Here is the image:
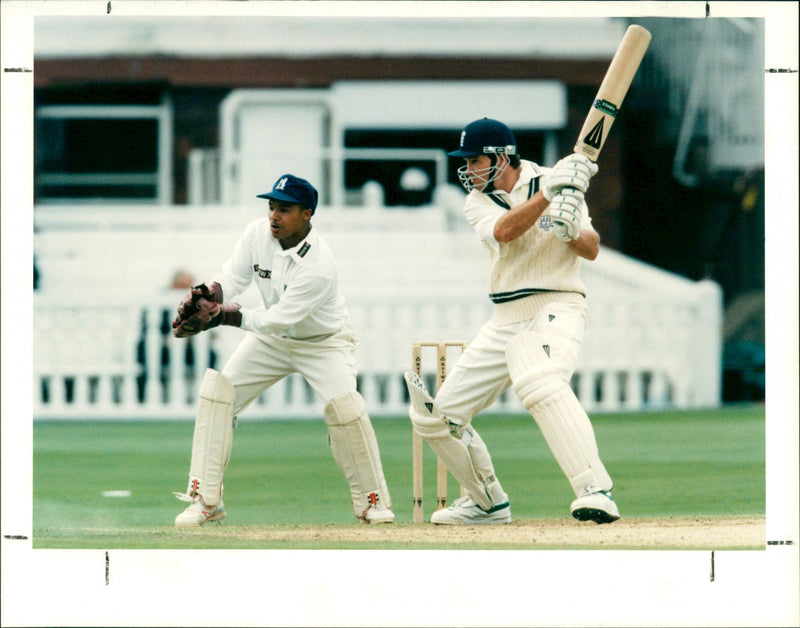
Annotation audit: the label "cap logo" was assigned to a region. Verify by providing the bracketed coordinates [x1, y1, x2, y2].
[275, 177, 288, 191]
[459, 131, 466, 147]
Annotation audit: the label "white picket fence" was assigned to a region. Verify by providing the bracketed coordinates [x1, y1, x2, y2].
[32, 294, 488, 419]
[32, 204, 723, 420]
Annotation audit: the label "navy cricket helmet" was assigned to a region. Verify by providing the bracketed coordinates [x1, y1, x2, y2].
[448, 118, 518, 192]
[447, 118, 517, 158]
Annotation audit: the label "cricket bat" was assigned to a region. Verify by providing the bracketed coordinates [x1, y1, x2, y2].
[574, 24, 652, 161]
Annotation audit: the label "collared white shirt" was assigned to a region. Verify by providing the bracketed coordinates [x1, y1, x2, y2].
[213, 218, 348, 339]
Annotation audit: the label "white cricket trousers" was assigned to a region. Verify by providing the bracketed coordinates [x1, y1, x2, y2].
[221, 326, 360, 414]
[436, 298, 588, 423]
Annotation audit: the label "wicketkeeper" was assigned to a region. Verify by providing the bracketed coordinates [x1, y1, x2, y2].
[172, 174, 394, 527]
[405, 118, 619, 525]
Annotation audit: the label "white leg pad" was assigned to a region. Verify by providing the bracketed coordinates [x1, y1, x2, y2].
[324, 391, 391, 517]
[411, 418, 495, 511]
[187, 368, 235, 507]
[464, 427, 503, 496]
[404, 370, 439, 422]
[405, 370, 505, 511]
[507, 331, 612, 495]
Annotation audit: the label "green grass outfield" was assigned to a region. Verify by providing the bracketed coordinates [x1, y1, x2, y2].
[33, 404, 764, 549]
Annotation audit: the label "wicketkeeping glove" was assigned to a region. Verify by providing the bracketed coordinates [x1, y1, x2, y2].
[548, 188, 584, 242]
[542, 153, 599, 201]
[175, 299, 242, 337]
[172, 282, 222, 337]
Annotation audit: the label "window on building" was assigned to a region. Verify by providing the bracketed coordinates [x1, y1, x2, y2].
[344, 129, 547, 206]
[35, 95, 173, 204]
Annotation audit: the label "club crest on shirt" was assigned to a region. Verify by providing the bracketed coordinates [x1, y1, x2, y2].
[538, 215, 554, 231]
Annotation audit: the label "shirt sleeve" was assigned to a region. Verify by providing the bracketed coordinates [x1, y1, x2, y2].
[464, 193, 504, 253]
[239, 272, 333, 335]
[211, 221, 258, 300]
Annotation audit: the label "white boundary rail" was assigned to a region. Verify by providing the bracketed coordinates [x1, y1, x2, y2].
[33, 286, 721, 420]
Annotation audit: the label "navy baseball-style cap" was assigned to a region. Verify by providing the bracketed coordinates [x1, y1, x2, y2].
[447, 118, 517, 158]
[257, 174, 319, 212]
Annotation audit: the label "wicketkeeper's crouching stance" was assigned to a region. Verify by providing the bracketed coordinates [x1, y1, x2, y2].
[171, 174, 394, 527]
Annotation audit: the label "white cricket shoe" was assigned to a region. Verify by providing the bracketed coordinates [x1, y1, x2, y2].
[570, 486, 620, 524]
[430, 495, 511, 525]
[362, 502, 396, 524]
[174, 493, 226, 528]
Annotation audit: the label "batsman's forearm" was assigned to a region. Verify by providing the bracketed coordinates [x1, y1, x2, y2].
[567, 229, 600, 260]
[493, 192, 549, 243]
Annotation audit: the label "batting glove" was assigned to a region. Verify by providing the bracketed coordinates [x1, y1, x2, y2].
[548, 188, 584, 241]
[542, 153, 599, 201]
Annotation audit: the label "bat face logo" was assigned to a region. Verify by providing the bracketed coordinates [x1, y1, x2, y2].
[538, 215, 554, 231]
[583, 118, 605, 150]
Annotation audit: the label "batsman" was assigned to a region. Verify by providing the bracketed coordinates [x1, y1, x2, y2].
[405, 118, 619, 524]
[171, 174, 394, 527]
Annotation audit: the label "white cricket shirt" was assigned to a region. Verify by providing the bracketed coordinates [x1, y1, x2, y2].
[463, 160, 594, 324]
[465, 160, 593, 292]
[212, 219, 348, 340]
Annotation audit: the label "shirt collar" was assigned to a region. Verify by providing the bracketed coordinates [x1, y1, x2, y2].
[511, 160, 542, 192]
[483, 160, 542, 199]
[276, 225, 317, 262]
